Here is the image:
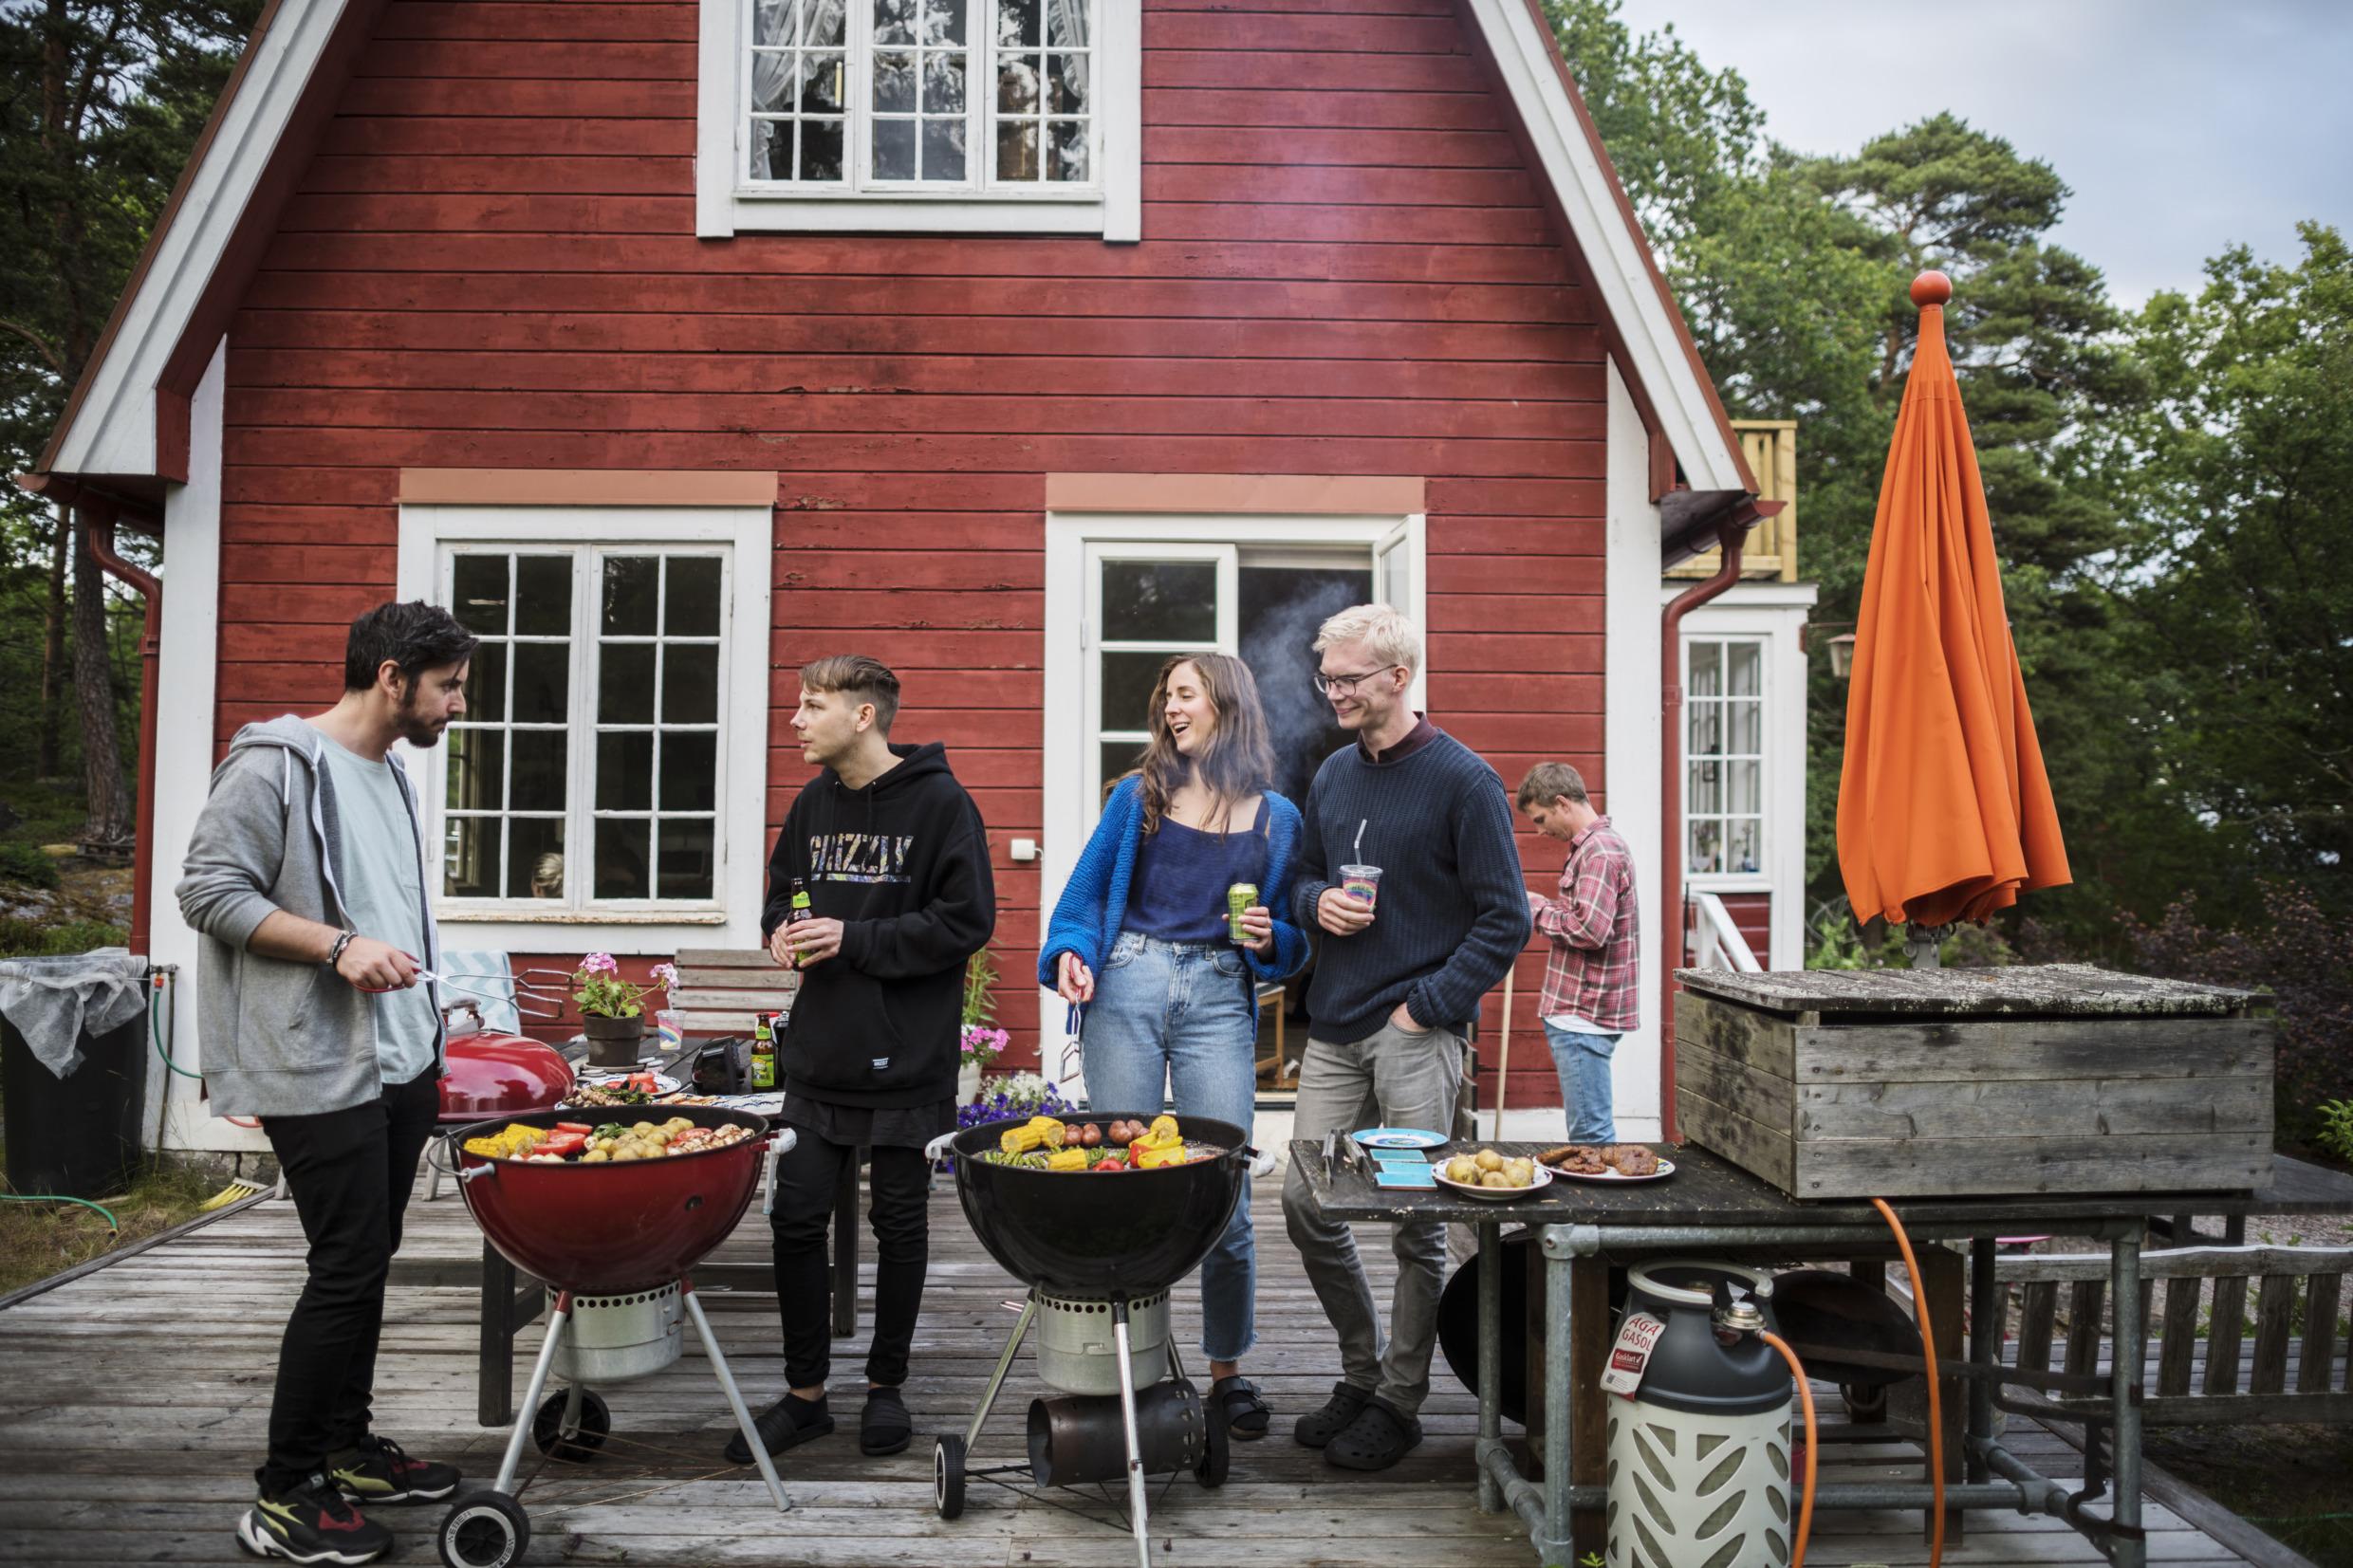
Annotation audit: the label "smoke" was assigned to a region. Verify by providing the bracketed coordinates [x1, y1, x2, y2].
[1239, 570, 1369, 804]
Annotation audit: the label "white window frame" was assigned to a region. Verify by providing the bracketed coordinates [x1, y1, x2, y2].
[397, 504, 773, 955]
[1084, 541, 1238, 809]
[1681, 634, 1768, 885]
[696, 0, 1141, 239]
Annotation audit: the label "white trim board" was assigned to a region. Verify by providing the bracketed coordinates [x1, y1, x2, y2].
[1602, 361, 1664, 1130]
[395, 503, 774, 957]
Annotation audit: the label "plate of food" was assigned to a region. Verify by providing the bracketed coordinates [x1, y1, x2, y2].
[1355, 1126, 1450, 1151]
[1538, 1143, 1676, 1182]
[559, 1071, 679, 1109]
[1430, 1147, 1553, 1200]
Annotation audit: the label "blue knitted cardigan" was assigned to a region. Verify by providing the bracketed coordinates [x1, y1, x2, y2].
[1038, 776, 1309, 987]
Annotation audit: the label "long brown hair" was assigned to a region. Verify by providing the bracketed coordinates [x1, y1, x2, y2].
[1122, 653, 1277, 836]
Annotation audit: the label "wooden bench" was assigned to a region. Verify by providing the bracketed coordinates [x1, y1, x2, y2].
[1994, 1243, 2353, 1425]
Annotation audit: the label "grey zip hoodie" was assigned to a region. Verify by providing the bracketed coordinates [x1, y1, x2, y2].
[176, 714, 445, 1118]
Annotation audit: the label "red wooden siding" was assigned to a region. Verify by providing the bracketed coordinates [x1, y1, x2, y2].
[1680, 891, 1770, 969]
[212, 0, 1620, 1107]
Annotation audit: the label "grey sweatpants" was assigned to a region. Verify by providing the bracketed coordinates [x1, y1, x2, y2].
[1281, 1018, 1465, 1416]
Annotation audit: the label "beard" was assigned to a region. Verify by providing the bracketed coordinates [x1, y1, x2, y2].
[394, 689, 449, 748]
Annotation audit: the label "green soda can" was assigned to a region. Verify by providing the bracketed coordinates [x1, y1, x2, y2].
[1227, 882, 1259, 944]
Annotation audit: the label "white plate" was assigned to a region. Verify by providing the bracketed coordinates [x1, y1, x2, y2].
[1429, 1159, 1555, 1202]
[1355, 1126, 1450, 1150]
[1546, 1155, 1677, 1184]
[574, 1071, 679, 1092]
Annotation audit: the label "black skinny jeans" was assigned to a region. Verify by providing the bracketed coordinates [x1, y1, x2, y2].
[768, 1123, 932, 1390]
[257, 1066, 439, 1496]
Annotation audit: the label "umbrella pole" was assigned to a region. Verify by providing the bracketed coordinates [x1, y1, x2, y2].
[1903, 924, 1950, 969]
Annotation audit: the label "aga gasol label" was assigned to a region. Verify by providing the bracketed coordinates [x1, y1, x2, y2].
[1600, 1311, 1667, 1398]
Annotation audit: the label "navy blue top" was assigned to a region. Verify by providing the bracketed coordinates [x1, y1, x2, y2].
[1125, 797, 1271, 943]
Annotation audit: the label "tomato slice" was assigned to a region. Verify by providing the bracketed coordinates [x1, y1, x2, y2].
[537, 1131, 588, 1158]
[554, 1122, 593, 1134]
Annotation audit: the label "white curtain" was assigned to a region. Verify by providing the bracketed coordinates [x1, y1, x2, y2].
[749, 0, 849, 179]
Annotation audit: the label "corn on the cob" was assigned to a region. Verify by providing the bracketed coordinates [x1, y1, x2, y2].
[999, 1122, 1048, 1153]
[1046, 1147, 1091, 1172]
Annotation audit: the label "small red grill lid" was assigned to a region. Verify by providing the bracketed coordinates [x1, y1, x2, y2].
[439, 1030, 575, 1122]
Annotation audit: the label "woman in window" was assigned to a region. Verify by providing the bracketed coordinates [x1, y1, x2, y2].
[1040, 653, 1307, 1442]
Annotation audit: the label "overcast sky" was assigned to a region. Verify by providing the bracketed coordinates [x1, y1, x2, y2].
[1612, 0, 2353, 307]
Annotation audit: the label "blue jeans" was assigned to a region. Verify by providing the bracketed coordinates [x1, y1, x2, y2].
[1546, 1021, 1621, 1144]
[1081, 931, 1259, 1363]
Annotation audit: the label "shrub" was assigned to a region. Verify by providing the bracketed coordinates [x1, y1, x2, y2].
[0, 843, 60, 890]
[0, 917, 129, 957]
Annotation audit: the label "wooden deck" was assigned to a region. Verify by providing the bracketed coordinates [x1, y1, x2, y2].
[0, 1172, 2287, 1566]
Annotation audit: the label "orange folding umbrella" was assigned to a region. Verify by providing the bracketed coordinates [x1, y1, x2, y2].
[1836, 271, 2070, 929]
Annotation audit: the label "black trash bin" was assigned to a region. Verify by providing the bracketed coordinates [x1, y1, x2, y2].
[0, 954, 150, 1200]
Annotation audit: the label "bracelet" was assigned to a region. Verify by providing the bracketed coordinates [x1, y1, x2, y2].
[325, 930, 360, 972]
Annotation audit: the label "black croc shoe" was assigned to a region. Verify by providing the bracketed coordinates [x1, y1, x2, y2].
[1292, 1380, 1373, 1448]
[724, 1393, 834, 1464]
[1325, 1396, 1423, 1472]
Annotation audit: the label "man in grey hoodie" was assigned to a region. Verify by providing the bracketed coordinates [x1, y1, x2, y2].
[178, 600, 474, 1566]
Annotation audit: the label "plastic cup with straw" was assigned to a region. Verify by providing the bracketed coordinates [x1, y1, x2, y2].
[1339, 818, 1381, 911]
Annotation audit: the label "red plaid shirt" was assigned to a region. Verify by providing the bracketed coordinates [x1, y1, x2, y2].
[1530, 815, 1640, 1031]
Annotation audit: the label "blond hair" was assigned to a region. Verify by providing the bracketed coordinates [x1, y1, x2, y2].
[1311, 603, 1421, 677]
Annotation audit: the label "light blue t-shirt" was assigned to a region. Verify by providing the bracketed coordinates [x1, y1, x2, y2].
[315, 733, 438, 1084]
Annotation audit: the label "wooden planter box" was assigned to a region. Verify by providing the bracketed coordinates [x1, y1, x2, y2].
[1673, 965, 2275, 1201]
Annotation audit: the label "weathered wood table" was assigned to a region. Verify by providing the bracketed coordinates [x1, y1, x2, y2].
[1294, 1138, 2353, 1568]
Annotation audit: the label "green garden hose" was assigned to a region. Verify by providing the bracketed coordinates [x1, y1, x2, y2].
[152, 979, 200, 1079]
[0, 1192, 119, 1233]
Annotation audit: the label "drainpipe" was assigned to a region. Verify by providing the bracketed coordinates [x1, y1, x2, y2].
[83, 508, 164, 961]
[1657, 506, 1775, 1144]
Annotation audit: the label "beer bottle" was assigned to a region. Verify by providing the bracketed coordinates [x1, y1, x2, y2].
[750, 1011, 776, 1091]
[785, 876, 812, 968]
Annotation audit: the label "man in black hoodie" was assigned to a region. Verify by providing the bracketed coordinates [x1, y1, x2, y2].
[725, 655, 995, 1465]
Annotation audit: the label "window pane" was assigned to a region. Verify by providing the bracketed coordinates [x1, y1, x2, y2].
[452, 554, 510, 634]
[444, 816, 499, 898]
[997, 120, 1038, 180]
[600, 643, 657, 723]
[1729, 641, 1762, 696]
[1101, 560, 1214, 641]
[1731, 759, 1761, 814]
[873, 0, 916, 45]
[801, 56, 844, 112]
[998, 53, 1039, 111]
[922, 118, 967, 180]
[510, 817, 566, 900]
[921, 0, 967, 44]
[602, 556, 658, 635]
[1045, 0, 1084, 46]
[1730, 697, 1760, 755]
[661, 732, 718, 812]
[514, 554, 572, 636]
[873, 50, 916, 111]
[658, 820, 716, 900]
[1047, 119, 1088, 181]
[1100, 740, 1143, 790]
[1729, 818, 1760, 876]
[1688, 641, 1721, 699]
[751, 0, 790, 46]
[996, 0, 1038, 45]
[1689, 759, 1721, 815]
[872, 117, 916, 178]
[803, 0, 845, 46]
[510, 730, 568, 812]
[1047, 51, 1085, 113]
[595, 820, 652, 899]
[446, 728, 504, 813]
[666, 557, 724, 635]
[1689, 703, 1721, 757]
[923, 51, 967, 113]
[749, 119, 790, 181]
[511, 640, 570, 725]
[1689, 819, 1721, 876]
[598, 731, 655, 810]
[802, 118, 844, 179]
[664, 644, 720, 723]
[1100, 650, 1167, 730]
[466, 641, 508, 724]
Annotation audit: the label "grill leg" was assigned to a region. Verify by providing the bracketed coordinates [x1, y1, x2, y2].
[967, 1293, 1038, 1451]
[685, 1281, 792, 1513]
[495, 1291, 571, 1495]
[1112, 1299, 1152, 1568]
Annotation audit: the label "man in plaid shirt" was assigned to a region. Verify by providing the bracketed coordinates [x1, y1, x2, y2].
[1515, 763, 1639, 1142]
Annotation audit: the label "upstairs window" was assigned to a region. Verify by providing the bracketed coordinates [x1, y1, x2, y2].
[700, 0, 1137, 235]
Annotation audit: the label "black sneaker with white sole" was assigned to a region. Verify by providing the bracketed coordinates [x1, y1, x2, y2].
[235, 1474, 392, 1565]
[329, 1433, 461, 1503]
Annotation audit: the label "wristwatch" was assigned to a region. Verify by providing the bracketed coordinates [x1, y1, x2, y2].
[325, 930, 360, 974]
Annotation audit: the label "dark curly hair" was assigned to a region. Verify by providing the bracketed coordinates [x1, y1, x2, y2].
[343, 600, 479, 692]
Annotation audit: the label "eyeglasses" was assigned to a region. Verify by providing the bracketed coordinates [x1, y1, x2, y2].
[1314, 667, 1393, 697]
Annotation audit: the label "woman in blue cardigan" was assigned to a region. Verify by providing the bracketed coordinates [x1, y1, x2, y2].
[1039, 652, 1307, 1440]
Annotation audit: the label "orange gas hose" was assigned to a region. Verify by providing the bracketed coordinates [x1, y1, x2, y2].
[1872, 1196, 1946, 1568]
[1759, 1330, 1817, 1568]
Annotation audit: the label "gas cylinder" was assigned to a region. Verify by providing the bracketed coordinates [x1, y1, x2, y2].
[1604, 1260, 1795, 1568]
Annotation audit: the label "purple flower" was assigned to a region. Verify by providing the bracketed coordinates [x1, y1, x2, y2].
[581, 952, 619, 976]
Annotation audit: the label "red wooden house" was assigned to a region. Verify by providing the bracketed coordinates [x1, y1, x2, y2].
[31, 0, 1806, 1153]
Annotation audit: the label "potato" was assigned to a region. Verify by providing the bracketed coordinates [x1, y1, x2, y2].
[1446, 1155, 1481, 1183]
[1474, 1148, 1504, 1172]
[1481, 1171, 1513, 1188]
[665, 1117, 695, 1133]
[612, 1147, 644, 1162]
[582, 1148, 609, 1163]
[631, 1121, 658, 1137]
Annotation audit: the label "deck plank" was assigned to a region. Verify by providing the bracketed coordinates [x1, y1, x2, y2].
[0, 1171, 2266, 1565]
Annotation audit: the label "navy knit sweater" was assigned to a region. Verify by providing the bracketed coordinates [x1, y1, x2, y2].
[1288, 727, 1532, 1043]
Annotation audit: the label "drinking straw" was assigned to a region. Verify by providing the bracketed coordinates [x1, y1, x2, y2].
[1353, 819, 1367, 860]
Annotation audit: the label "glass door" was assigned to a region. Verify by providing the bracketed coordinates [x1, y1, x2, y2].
[1082, 543, 1236, 822]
